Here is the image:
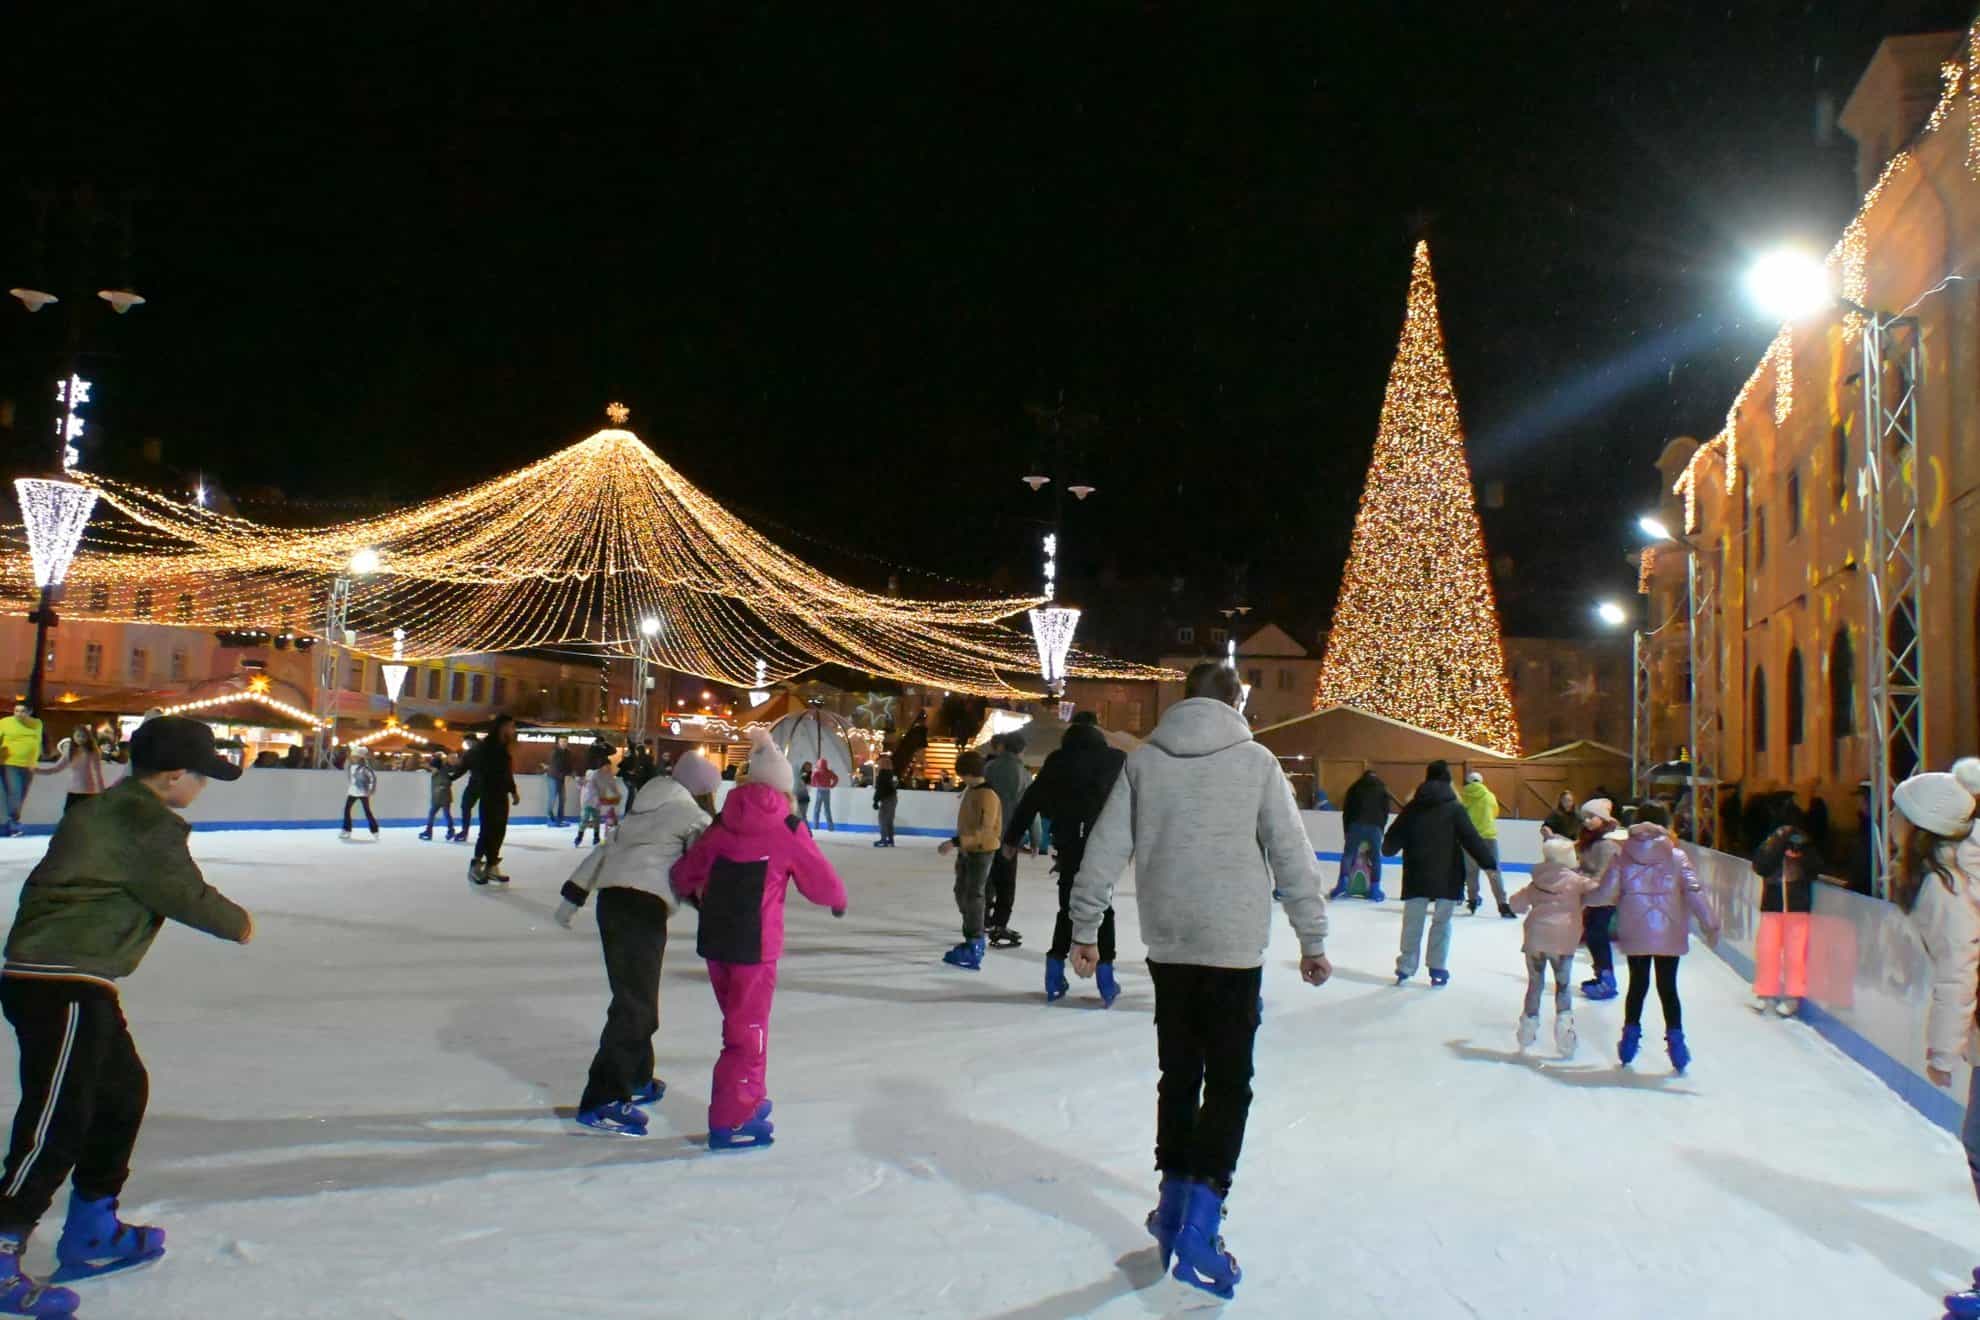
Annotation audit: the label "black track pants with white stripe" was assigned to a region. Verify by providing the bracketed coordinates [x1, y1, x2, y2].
[0, 978, 147, 1233]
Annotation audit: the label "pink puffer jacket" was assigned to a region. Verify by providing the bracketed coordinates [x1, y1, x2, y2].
[1507, 862, 1599, 956]
[1591, 824, 1719, 957]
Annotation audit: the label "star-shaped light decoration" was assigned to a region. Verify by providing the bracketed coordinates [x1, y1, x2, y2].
[605, 401, 631, 425]
[247, 674, 272, 694]
[856, 691, 896, 728]
[1564, 674, 1599, 703]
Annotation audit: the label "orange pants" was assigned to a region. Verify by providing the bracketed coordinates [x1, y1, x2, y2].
[1754, 912, 1811, 999]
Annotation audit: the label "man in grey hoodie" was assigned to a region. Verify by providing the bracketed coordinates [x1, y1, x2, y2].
[1068, 662, 1330, 1300]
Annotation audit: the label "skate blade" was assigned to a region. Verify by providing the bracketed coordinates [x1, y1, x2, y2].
[1170, 1258, 1237, 1301]
[51, 1245, 165, 1283]
[571, 1122, 648, 1138]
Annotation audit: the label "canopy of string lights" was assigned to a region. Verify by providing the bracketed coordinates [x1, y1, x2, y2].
[2, 420, 1172, 698]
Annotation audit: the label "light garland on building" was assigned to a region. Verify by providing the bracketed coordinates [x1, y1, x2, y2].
[159, 688, 327, 728]
[351, 723, 434, 750]
[1312, 242, 1521, 756]
[14, 478, 99, 590]
[2, 406, 1177, 699]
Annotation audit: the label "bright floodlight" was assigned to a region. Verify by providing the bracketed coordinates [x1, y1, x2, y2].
[639, 616, 661, 638]
[1639, 515, 1676, 543]
[1744, 249, 1831, 322]
[1595, 600, 1629, 628]
[348, 547, 382, 575]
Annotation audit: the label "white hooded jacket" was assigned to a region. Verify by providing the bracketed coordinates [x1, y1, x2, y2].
[1071, 697, 1327, 969]
[559, 776, 711, 913]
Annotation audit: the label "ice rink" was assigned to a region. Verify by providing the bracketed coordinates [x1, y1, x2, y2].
[0, 823, 1973, 1319]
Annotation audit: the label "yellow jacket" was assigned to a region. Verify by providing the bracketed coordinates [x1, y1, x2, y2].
[955, 781, 1003, 854]
[0, 715, 43, 768]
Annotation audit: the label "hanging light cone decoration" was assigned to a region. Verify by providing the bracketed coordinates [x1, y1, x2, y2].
[1313, 242, 1521, 755]
[381, 628, 410, 703]
[3, 410, 1172, 698]
[1028, 606, 1081, 695]
[15, 478, 99, 591]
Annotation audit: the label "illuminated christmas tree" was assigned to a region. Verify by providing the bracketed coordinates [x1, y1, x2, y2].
[1314, 241, 1521, 755]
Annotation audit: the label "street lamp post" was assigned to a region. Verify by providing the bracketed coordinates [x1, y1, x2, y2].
[636, 616, 661, 742]
[1021, 397, 1097, 699]
[15, 478, 99, 717]
[1633, 515, 1720, 846]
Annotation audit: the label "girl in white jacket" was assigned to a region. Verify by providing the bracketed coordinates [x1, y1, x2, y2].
[1895, 767, 1980, 1319]
[554, 752, 720, 1135]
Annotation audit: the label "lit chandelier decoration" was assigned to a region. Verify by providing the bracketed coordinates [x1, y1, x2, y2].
[15, 478, 98, 591]
[1027, 532, 1081, 696]
[3, 410, 1171, 698]
[381, 628, 410, 703]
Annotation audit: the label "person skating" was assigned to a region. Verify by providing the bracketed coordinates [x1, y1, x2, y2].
[1330, 768, 1389, 902]
[545, 736, 572, 828]
[1749, 810, 1827, 1017]
[575, 743, 623, 848]
[467, 716, 521, 886]
[936, 751, 1000, 970]
[1069, 663, 1331, 1300]
[871, 753, 899, 847]
[1575, 798, 1626, 999]
[1590, 804, 1719, 1073]
[32, 727, 109, 816]
[1458, 771, 1512, 917]
[449, 733, 482, 844]
[1507, 836, 1599, 1056]
[1891, 767, 1980, 1318]
[670, 729, 847, 1150]
[808, 757, 838, 831]
[555, 752, 720, 1135]
[0, 703, 45, 838]
[419, 750, 456, 840]
[1001, 711, 1126, 1004]
[0, 717, 253, 1316]
[340, 745, 379, 839]
[1384, 760, 1495, 987]
[982, 733, 1031, 947]
[1541, 790, 1579, 840]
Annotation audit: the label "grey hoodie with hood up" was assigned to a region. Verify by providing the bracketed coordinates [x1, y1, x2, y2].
[1070, 697, 1328, 969]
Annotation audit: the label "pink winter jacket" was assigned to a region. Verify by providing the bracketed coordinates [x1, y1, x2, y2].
[670, 782, 849, 965]
[1507, 863, 1599, 957]
[1590, 824, 1719, 957]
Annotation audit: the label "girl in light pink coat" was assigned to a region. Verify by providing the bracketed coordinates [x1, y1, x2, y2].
[1507, 836, 1599, 1057]
[670, 729, 847, 1150]
[1589, 804, 1719, 1073]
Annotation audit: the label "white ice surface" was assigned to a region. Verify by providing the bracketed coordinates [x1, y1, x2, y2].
[0, 825, 1973, 1319]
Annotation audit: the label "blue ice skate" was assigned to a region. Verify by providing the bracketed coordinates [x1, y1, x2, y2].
[1582, 969, 1618, 1001]
[1170, 1181, 1240, 1300]
[1618, 1022, 1642, 1066]
[708, 1099, 775, 1151]
[1096, 963, 1120, 1007]
[51, 1196, 164, 1283]
[941, 937, 985, 971]
[629, 1079, 666, 1108]
[1044, 957, 1069, 1002]
[1365, 883, 1387, 903]
[1428, 969, 1450, 988]
[0, 1236, 75, 1317]
[574, 1101, 649, 1136]
[1946, 1271, 1980, 1318]
[1145, 1176, 1187, 1269]
[1666, 1028, 1691, 1075]
[1326, 881, 1349, 900]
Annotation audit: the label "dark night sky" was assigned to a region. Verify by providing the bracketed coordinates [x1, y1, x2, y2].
[5, 1, 1973, 644]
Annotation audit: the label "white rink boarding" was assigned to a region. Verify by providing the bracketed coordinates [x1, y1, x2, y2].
[0, 825, 1971, 1319]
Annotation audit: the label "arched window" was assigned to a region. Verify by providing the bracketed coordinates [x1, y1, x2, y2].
[1786, 648, 1805, 747]
[1751, 667, 1769, 762]
[1829, 628, 1855, 737]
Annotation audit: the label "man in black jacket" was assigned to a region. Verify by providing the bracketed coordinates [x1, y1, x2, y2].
[1001, 714, 1128, 1004]
[468, 717, 521, 886]
[1330, 770, 1391, 902]
[1383, 761, 1494, 986]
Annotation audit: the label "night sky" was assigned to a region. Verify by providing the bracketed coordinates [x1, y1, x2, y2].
[6, 2, 1972, 644]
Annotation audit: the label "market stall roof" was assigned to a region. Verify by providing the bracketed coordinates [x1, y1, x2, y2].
[47, 680, 324, 732]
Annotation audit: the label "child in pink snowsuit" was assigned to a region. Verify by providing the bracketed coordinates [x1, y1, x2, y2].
[670, 729, 846, 1149]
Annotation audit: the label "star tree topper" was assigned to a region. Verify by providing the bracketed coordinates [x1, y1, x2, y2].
[605, 401, 631, 425]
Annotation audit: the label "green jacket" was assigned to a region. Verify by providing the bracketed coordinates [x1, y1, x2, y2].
[1458, 781, 1500, 841]
[4, 778, 251, 985]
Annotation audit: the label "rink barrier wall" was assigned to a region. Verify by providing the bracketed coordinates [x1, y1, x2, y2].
[1683, 844, 1966, 1134]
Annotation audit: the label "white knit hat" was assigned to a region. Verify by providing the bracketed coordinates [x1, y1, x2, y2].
[1895, 772, 1977, 839]
[1580, 797, 1614, 823]
[1953, 757, 1980, 797]
[1541, 836, 1578, 866]
[1465, 771, 1484, 784]
[745, 727, 795, 796]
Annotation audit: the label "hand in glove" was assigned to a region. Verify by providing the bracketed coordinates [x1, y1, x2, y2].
[554, 900, 579, 929]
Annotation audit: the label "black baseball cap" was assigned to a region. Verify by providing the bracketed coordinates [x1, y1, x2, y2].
[129, 716, 243, 782]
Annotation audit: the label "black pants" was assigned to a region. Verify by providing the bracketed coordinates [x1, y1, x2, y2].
[473, 793, 510, 865]
[460, 782, 481, 834]
[0, 980, 147, 1233]
[1583, 905, 1616, 976]
[1049, 876, 1115, 963]
[1148, 961, 1262, 1196]
[986, 849, 1018, 931]
[1624, 954, 1683, 1030]
[876, 798, 897, 844]
[424, 804, 455, 834]
[343, 795, 378, 832]
[579, 889, 669, 1113]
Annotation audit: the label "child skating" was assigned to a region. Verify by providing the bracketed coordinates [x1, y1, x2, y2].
[935, 750, 1001, 971]
[575, 744, 623, 848]
[1589, 804, 1718, 1073]
[0, 717, 254, 1317]
[555, 753, 719, 1135]
[419, 750, 456, 840]
[1507, 836, 1599, 1057]
[670, 729, 846, 1150]
[339, 745, 378, 839]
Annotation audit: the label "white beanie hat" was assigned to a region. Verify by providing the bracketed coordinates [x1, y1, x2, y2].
[1894, 772, 1977, 839]
[1580, 797, 1614, 823]
[1465, 771, 1484, 785]
[1953, 757, 1980, 797]
[745, 727, 795, 796]
[671, 751, 722, 799]
[1541, 836, 1578, 866]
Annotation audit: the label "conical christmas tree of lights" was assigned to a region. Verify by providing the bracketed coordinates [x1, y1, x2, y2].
[1314, 241, 1520, 755]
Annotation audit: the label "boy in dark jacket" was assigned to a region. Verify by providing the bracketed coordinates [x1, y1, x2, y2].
[1331, 770, 1391, 902]
[1383, 761, 1494, 986]
[0, 717, 254, 1316]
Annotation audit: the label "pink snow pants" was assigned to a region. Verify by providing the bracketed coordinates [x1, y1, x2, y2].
[707, 960, 778, 1130]
[1754, 912, 1811, 999]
